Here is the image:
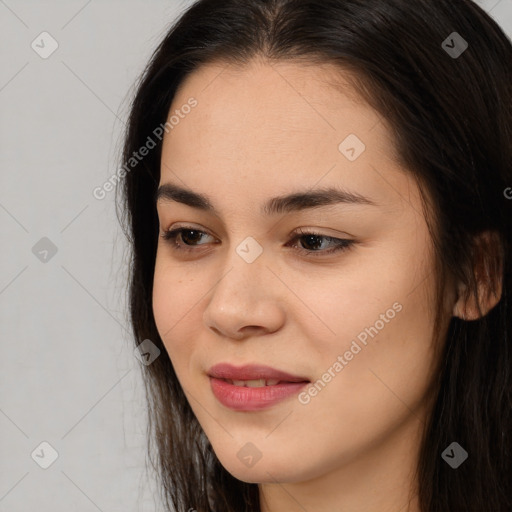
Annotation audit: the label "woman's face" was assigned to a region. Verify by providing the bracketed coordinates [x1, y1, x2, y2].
[153, 59, 451, 486]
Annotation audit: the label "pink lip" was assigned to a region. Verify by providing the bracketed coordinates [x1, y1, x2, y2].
[207, 363, 310, 411]
[208, 363, 309, 382]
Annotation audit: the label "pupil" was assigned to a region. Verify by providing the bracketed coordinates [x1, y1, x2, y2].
[303, 235, 321, 250]
[183, 230, 202, 245]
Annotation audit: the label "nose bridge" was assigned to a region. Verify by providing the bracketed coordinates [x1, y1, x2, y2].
[211, 236, 268, 305]
[202, 238, 284, 337]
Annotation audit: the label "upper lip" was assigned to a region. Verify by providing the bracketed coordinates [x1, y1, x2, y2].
[208, 363, 310, 382]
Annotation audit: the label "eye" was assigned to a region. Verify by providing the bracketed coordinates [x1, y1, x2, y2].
[286, 228, 355, 257]
[159, 226, 355, 257]
[160, 227, 216, 253]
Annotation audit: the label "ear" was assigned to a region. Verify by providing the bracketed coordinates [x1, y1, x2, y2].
[452, 230, 504, 321]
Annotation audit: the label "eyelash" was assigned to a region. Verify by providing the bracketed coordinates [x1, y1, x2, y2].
[160, 226, 355, 257]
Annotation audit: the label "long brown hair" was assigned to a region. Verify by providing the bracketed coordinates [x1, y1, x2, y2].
[117, 1, 512, 510]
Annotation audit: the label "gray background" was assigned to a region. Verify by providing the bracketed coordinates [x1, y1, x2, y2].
[1, 1, 510, 511]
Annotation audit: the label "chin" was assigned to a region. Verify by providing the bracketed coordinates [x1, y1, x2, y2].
[216, 451, 313, 485]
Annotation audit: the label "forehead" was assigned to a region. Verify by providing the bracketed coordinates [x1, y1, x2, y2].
[166, 58, 393, 149]
[160, 58, 411, 215]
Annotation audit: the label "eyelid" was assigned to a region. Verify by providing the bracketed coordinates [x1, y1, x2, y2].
[161, 222, 352, 241]
[159, 224, 356, 258]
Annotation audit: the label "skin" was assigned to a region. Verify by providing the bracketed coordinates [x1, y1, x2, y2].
[152, 58, 498, 512]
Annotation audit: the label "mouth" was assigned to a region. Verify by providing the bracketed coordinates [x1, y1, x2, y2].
[220, 378, 297, 387]
[207, 363, 311, 411]
[207, 362, 310, 383]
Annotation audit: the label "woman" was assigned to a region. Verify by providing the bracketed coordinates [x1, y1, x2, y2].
[117, 0, 512, 510]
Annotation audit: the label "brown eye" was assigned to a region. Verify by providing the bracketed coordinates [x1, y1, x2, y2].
[160, 227, 215, 252]
[288, 230, 355, 256]
[160, 226, 355, 257]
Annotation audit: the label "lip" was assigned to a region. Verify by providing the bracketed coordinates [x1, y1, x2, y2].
[207, 363, 310, 411]
[208, 363, 309, 382]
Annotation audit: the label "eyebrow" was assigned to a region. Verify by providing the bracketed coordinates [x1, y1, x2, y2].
[155, 182, 378, 215]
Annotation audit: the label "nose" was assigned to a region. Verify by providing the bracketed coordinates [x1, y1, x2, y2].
[202, 248, 286, 340]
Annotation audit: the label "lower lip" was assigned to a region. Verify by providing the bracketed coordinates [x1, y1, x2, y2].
[209, 377, 309, 411]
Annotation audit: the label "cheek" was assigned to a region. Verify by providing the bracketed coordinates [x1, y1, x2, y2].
[289, 255, 419, 349]
[153, 251, 198, 319]
[326, 237, 435, 343]
[301, 275, 437, 436]
[296, 244, 438, 408]
[152, 258, 201, 362]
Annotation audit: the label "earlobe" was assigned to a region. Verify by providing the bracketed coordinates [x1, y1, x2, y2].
[452, 230, 504, 321]
[452, 283, 498, 321]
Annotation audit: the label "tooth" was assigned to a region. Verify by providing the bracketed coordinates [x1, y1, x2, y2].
[245, 379, 266, 388]
[228, 379, 281, 387]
